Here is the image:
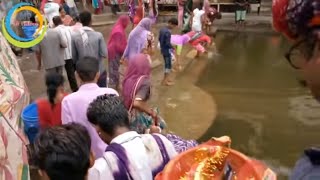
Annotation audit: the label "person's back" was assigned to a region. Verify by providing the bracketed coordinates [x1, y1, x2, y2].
[62, 87, 118, 158]
[89, 131, 153, 179]
[44, 0, 60, 27]
[192, 8, 205, 32]
[37, 72, 67, 129]
[141, 133, 178, 175]
[72, 11, 107, 87]
[87, 95, 177, 180]
[38, 28, 65, 70]
[37, 98, 64, 127]
[159, 27, 171, 55]
[89, 133, 178, 180]
[72, 30, 105, 71]
[62, 57, 118, 159]
[56, 25, 73, 61]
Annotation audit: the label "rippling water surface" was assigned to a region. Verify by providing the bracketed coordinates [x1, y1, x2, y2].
[197, 32, 320, 179]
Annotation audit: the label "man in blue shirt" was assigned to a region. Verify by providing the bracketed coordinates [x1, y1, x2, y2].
[159, 18, 178, 86]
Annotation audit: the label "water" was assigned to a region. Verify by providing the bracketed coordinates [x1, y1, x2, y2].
[197, 32, 320, 179]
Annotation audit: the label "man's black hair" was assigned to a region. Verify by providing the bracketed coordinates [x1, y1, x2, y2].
[79, 11, 92, 26]
[59, 6, 64, 12]
[87, 94, 130, 136]
[52, 16, 63, 26]
[33, 123, 91, 180]
[76, 56, 99, 82]
[73, 16, 80, 22]
[168, 18, 178, 26]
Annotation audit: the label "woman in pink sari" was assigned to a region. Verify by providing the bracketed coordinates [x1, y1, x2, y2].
[122, 54, 198, 152]
[108, 15, 130, 90]
[177, 0, 184, 28]
[122, 53, 163, 134]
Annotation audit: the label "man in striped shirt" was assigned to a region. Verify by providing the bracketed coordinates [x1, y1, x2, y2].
[53, 16, 78, 92]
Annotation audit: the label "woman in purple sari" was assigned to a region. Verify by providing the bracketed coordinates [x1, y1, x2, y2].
[122, 53, 198, 153]
[122, 18, 155, 63]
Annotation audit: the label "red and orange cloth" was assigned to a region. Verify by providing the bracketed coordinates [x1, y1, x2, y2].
[273, 0, 320, 40]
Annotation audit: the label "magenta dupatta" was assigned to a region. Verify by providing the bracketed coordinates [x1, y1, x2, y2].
[108, 15, 130, 60]
[122, 54, 151, 109]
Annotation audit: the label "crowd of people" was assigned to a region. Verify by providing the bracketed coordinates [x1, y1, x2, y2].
[17, 0, 320, 178]
[27, 0, 225, 177]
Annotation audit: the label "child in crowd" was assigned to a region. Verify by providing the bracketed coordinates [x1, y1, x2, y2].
[159, 18, 178, 86]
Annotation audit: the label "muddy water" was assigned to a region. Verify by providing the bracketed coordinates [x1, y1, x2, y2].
[196, 32, 320, 179]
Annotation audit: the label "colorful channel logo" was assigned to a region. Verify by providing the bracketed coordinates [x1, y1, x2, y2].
[1, 2, 48, 48]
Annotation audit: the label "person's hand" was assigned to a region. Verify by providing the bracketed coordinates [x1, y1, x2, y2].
[149, 109, 158, 123]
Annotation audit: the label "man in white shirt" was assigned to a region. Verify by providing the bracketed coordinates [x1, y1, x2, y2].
[86, 94, 177, 180]
[190, 6, 205, 41]
[44, 0, 60, 27]
[53, 16, 78, 92]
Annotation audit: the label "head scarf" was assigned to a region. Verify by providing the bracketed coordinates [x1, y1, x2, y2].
[171, 34, 190, 45]
[123, 18, 152, 60]
[273, 0, 320, 40]
[108, 15, 130, 59]
[122, 53, 151, 109]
